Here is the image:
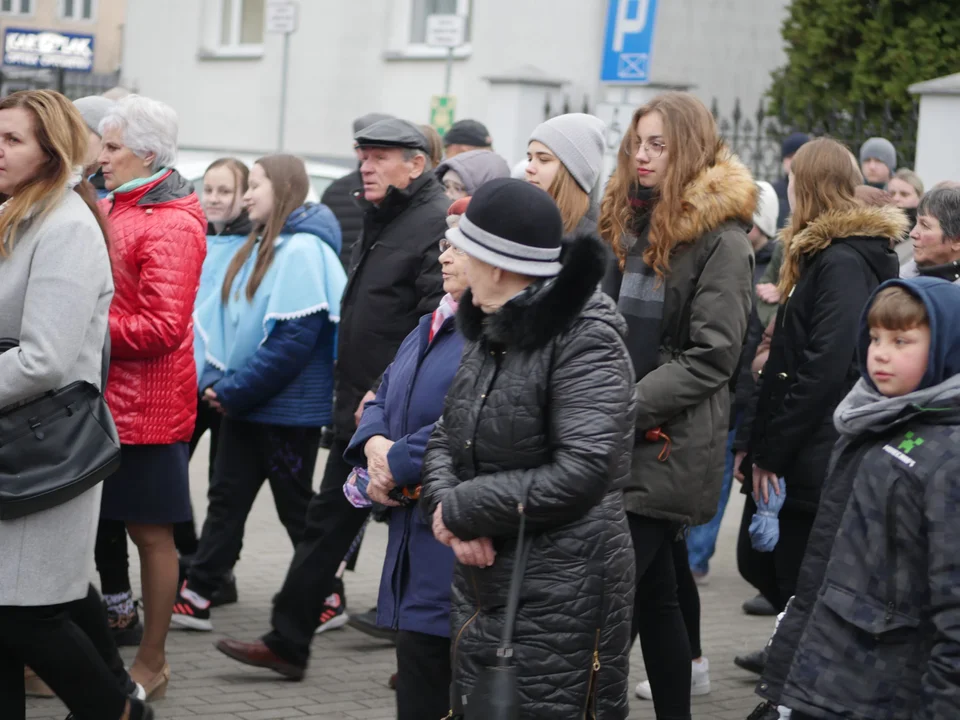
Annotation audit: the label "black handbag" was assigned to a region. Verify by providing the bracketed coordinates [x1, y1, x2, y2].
[462, 509, 532, 720]
[0, 338, 121, 520]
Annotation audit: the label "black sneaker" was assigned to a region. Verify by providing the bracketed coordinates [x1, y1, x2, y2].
[170, 581, 213, 631]
[107, 601, 143, 647]
[211, 571, 239, 608]
[742, 594, 779, 616]
[734, 648, 768, 675]
[314, 590, 349, 634]
[746, 701, 780, 720]
[347, 607, 397, 643]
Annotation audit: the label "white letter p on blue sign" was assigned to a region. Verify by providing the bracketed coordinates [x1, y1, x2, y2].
[601, 0, 659, 83]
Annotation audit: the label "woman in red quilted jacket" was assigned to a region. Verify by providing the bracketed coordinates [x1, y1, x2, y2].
[97, 95, 206, 698]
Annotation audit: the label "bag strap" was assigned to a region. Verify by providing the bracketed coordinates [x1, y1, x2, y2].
[495, 504, 532, 667]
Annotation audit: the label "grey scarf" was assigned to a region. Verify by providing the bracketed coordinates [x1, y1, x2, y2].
[833, 374, 960, 438]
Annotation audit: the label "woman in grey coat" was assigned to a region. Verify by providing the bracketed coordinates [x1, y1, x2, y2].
[0, 90, 152, 720]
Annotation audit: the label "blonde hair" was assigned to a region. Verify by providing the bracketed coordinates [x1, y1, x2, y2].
[548, 163, 590, 234]
[221, 154, 309, 302]
[892, 168, 924, 198]
[598, 92, 721, 277]
[777, 138, 862, 296]
[0, 90, 107, 256]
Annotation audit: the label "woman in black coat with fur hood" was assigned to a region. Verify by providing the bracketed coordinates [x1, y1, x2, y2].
[421, 178, 637, 719]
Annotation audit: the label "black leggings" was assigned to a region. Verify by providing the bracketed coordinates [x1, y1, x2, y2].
[629, 513, 692, 720]
[0, 595, 128, 720]
[674, 536, 702, 659]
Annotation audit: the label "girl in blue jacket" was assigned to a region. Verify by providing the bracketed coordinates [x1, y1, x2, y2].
[172, 154, 347, 631]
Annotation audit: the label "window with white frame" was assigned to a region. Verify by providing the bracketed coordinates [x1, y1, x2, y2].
[0, 0, 33, 15]
[409, 0, 471, 45]
[220, 0, 265, 48]
[61, 0, 95, 21]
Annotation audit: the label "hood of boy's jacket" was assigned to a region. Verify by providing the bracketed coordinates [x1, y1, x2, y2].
[858, 276, 960, 392]
[282, 202, 343, 256]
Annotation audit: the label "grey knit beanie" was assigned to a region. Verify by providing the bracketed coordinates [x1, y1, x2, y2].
[73, 96, 115, 137]
[859, 137, 897, 175]
[528, 113, 606, 193]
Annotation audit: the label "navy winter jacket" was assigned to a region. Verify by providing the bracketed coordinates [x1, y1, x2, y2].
[344, 310, 464, 638]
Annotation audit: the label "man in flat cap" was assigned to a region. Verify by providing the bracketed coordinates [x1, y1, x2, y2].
[443, 118, 493, 158]
[215, 118, 450, 679]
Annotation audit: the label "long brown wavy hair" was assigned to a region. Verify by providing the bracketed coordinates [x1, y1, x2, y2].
[777, 138, 861, 297]
[549, 163, 590, 234]
[598, 92, 721, 277]
[0, 90, 110, 255]
[221, 154, 309, 302]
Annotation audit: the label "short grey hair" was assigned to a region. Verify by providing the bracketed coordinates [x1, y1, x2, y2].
[917, 187, 960, 241]
[100, 94, 179, 170]
[402, 148, 429, 164]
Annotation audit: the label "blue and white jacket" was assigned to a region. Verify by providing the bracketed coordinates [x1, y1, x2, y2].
[195, 203, 346, 427]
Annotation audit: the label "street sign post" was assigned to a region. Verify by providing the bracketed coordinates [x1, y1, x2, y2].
[430, 95, 457, 137]
[426, 14, 465, 98]
[600, 0, 659, 84]
[267, 0, 298, 151]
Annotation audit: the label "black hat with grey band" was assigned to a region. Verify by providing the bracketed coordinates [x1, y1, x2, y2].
[444, 177, 563, 277]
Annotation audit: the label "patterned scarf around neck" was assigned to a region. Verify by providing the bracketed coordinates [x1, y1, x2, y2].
[429, 293, 459, 343]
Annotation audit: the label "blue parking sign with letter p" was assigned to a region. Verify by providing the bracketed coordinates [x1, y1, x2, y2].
[601, 0, 659, 83]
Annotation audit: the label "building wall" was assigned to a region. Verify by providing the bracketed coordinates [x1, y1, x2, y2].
[914, 95, 960, 188]
[119, 0, 789, 162]
[0, 0, 126, 73]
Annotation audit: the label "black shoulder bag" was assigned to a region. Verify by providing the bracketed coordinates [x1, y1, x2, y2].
[462, 508, 532, 720]
[0, 337, 121, 520]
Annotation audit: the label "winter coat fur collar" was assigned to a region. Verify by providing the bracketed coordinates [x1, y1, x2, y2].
[457, 233, 616, 350]
[666, 147, 758, 245]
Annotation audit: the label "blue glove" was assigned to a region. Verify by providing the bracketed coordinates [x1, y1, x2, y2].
[749, 477, 786, 552]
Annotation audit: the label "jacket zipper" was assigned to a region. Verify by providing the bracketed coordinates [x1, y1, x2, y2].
[582, 629, 601, 719]
[884, 474, 900, 624]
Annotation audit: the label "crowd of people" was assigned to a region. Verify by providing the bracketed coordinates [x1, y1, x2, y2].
[0, 82, 958, 720]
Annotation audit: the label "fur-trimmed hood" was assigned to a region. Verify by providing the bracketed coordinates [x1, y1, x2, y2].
[779, 204, 909, 293]
[669, 147, 758, 245]
[457, 233, 622, 350]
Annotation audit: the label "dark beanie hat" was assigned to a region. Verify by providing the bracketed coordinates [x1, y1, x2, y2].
[444, 178, 563, 277]
[444, 119, 492, 148]
[781, 132, 810, 160]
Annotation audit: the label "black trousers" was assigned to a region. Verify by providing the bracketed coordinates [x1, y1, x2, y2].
[175, 397, 223, 557]
[736, 494, 815, 612]
[396, 630, 452, 720]
[674, 536, 702, 659]
[187, 418, 321, 599]
[0, 596, 127, 720]
[263, 436, 370, 666]
[68, 585, 130, 690]
[629, 512, 692, 720]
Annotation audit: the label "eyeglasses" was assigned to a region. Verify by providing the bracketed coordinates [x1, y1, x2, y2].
[626, 139, 667, 159]
[439, 239, 466, 255]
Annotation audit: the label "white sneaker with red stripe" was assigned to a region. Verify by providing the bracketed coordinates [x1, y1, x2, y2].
[170, 581, 213, 631]
[314, 591, 349, 634]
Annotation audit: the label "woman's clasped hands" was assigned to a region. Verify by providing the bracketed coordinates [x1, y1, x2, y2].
[432, 502, 496, 568]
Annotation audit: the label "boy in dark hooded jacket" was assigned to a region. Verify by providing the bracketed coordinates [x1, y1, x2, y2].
[751, 276, 960, 720]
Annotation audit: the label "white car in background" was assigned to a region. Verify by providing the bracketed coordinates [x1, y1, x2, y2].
[175, 150, 351, 204]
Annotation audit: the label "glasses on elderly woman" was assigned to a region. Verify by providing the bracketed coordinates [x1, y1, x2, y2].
[439, 239, 466, 255]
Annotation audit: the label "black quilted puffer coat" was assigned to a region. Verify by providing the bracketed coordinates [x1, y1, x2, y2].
[421, 234, 638, 720]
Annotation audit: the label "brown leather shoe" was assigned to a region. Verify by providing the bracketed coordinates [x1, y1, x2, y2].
[214, 639, 305, 680]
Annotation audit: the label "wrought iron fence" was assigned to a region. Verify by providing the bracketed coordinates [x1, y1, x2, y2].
[545, 91, 919, 183]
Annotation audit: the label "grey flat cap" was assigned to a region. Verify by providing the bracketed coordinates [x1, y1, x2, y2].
[74, 96, 115, 137]
[353, 112, 395, 135]
[354, 118, 430, 154]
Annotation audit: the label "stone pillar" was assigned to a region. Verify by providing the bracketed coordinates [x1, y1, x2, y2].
[909, 73, 960, 188]
[483, 65, 568, 166]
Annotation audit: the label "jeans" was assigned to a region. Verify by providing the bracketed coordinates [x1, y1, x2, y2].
[687, 426, 737, 574]
[629, 513, 692, 720]
[187, 418, 321, 599]
[396, 630, 451, 720]
[0, 598, 128, 720]
[263, 436, 371, 667]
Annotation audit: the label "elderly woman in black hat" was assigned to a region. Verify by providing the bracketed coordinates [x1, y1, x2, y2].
[421, 178, 637, 719]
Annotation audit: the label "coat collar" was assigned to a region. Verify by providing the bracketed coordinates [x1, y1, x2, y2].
[457, 233, 615, 350]
[785, 204, 909, 259]
[667, 147, 758, 245]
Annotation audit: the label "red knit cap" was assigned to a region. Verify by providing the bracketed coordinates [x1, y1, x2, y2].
[447, 196, 471, 216]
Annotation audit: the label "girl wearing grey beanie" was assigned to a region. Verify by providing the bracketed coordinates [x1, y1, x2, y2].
[526, 113, 606, 234]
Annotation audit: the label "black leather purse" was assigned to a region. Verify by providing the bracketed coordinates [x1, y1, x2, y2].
[462, 508, 532, 720]
[0, 338, 121, 520]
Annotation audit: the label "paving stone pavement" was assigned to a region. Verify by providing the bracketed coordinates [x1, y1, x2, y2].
[27, 438, 774, 720]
